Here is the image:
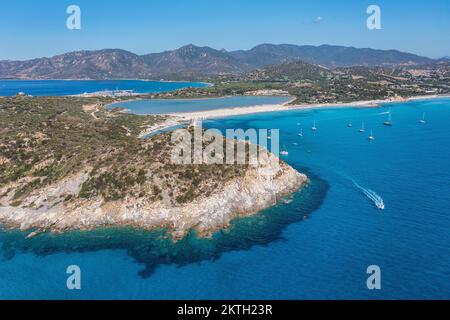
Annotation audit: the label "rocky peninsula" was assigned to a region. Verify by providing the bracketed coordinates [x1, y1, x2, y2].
[0, 96, 307, 240]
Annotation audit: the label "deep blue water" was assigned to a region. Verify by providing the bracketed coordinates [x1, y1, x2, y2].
[109, 96, 292, 114]
[0, 80, 207, 96]
[1, 98, 450, 299]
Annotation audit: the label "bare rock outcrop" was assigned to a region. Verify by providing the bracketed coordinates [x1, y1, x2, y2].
[0, 156, 307, 240]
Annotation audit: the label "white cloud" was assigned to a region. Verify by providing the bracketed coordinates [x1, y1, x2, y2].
[314, 16, 324, 24]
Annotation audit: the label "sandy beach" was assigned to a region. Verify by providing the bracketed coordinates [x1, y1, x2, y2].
[138, 94, 450, 137]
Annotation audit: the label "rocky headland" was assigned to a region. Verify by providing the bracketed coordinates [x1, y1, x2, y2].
[0, 96, 307, 240]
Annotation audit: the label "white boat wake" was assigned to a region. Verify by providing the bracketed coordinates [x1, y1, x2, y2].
[351, 180, 385, 210]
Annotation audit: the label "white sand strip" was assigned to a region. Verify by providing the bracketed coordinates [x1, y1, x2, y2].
[139, 94, 450, 137]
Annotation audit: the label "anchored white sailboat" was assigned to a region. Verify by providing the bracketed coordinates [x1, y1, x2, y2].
[359, 121, 365, 133]
[368, 130, 375, 141]
[311, 120, 317, 131]
[383, 109, 393, 126]
[298, 128, 304, 137]
[419, 113, 426, 124]
[280, 145, 289, 156]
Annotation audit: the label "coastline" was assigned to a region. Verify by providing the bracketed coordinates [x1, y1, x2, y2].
[0, 78, 213, 86]
[180, 94, 450, 119]
[138, 94, 450, 137]
[0, 155, 307, 241]
[0, 79, 211, 98]
[2, 92, 448, 238]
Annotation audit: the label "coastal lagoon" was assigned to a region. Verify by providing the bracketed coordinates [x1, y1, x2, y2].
[108, 96, 292, 115]
[0, 80, 207, 96]
[1, 98, 450, 299]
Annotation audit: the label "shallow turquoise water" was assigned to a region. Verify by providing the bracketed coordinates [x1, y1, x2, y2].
[0, 80, 207, 96]
[1, 98, 450, 299]
[109, 96, 292, 114]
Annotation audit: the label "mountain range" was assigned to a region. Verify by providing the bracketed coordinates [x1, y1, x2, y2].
[0, 44, 437, 80]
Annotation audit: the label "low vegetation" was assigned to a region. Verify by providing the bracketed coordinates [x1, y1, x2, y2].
[0, 96, 250, 206]
[145, 61, 450, 104]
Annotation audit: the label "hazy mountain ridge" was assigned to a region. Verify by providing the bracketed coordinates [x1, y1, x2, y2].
[141, 44, 252, 75]
[0, 49, 154, 80]
[0, 44, 437, 80]
[230, 44, 433, 68]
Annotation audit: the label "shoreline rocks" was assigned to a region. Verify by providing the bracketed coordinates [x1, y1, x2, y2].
[0, 158, 307, 241]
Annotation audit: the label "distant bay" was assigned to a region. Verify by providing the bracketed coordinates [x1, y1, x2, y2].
[109, 96, 292, 115]
[0, 80, 208, 97]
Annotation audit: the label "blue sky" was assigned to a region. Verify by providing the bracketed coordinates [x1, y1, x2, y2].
[1, 0, 449, 60]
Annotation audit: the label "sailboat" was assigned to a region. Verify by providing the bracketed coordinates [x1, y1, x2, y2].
[280, 145, 289, 156]
[298, 128, 304, 137]
[383, 109, 393, 126]
[419, 113, 426, 124]
[359, 121, 365, 133]
[311, 121, 317, 131]
[368, 130, 375, 141]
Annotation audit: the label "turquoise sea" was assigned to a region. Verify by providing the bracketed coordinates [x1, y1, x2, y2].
[1, 97, 450, 299]
[0, 80, 207, 96]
